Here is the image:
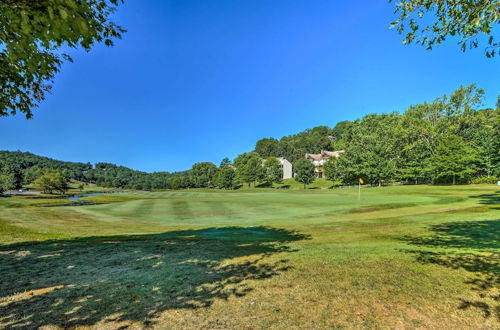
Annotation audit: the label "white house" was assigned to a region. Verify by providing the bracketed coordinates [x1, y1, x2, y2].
[278, 157, 293, 179]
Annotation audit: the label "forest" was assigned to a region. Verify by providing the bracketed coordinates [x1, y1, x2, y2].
[0, 84, 498, 192]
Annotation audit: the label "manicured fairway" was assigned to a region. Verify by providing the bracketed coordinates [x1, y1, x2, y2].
[0, 185, 498, 329]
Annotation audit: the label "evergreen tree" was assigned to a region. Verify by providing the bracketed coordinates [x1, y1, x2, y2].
[220, 157, 232, 168]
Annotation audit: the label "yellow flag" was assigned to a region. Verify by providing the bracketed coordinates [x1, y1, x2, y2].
[359, 178, 364, 184]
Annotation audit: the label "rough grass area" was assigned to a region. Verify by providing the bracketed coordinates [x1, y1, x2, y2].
[0, 185, 498, 329]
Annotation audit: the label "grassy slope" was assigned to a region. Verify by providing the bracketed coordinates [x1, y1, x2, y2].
[0, 185, 498, 329]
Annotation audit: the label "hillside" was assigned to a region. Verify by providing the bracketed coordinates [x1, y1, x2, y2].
[0, 150, 178, 190]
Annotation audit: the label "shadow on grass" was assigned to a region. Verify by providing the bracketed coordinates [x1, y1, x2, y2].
[470, 190, 500, 210]
[401, 220, 499, 321]
[0, 226, 309, 328]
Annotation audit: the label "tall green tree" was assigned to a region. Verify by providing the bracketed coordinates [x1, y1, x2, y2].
[214, 166, 236, 190]
[294, 159, 315, 189]
[234, 153, 262, 188]
[263, 157, 282, 187]
[341, 114, 402, 186]
[0, 0, 125, 118]
[390, 0, 500, 57]
[324, 157, 341, 186]
[431, 134, 477, 184]
[244, 156, 262, 188]
[191, 162, 217, 188]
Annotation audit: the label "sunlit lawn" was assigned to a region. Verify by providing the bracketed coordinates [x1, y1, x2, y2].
[0, 185, 498, 329]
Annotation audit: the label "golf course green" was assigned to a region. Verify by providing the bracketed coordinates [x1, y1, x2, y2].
[0, 185, 498, 329]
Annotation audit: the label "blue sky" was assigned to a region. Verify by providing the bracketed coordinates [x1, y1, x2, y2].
[1, 0, 499, 172]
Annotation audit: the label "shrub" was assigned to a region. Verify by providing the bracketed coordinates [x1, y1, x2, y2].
[471, 176, 498, 184]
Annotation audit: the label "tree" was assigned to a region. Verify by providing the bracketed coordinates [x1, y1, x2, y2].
[0, 171, 15, 195]
[220, 157, 232, 168]
[431, 134, 477, 184]
[0, 0, 125, 118]
[234, 153, 262, 188]
[324, 157, 341, 186]
[214, 166, 236, 189]
[191, 162, 217, 188]
[263, 157, 282, 187]
[448, 84, 485, 117]
[390, 0, 500, 57]
[243, 156, 262, 188]
[340, 114, 402, 186]
[33, 170, 69, 194]
[330, 121, 353, 142]
[255, 138, 280, 158]
[294, 159, 315, 189]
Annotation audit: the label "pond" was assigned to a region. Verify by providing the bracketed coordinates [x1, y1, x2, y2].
[67, 193, 103, 202]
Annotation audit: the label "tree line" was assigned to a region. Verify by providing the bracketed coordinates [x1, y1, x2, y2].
[1, 85, 498, 193]
[0, 151, 183, 193]
[166, 83, 499, 190]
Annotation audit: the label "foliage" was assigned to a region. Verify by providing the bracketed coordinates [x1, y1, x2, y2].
[254, 126, 335, 164]
[0, 85, 497, 190]
[0, 171, 15, 194]
[191, 162, 217, 188]
[390, 0, 500, 57]
[431, 134, 477, 184]
[293, 159, 315, 188]
[33, 170, 69, 194]
[263, 157, 282, 187]
[339, 113, 402, 185]
[0, 0, 125, 118]
[219, 157, 232, 168]
[213, 166, 236, 189]
[324, 157, 341, 185]
[255, 138, 280, 158]
[470, 176, 498, 184]
[234, 153, 262, 187]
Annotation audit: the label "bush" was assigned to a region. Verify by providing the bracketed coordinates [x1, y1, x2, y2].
[471, 176, 498, 184]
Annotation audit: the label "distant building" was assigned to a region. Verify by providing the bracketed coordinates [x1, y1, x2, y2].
[259, 157, 293, 180]
[305, 150, 345, 178]
[278, 157, 293, 179]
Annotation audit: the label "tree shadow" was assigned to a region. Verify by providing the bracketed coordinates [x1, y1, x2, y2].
[401, 220, 499, 321]
[0, 226, 309, 328]
[403, 220, 499, 251]
[470, 190, 500, 210]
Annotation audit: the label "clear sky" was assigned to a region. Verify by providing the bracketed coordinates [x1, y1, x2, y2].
[1, 0, 499, 172]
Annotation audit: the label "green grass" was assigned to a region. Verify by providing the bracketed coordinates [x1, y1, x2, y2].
[241, 177, 335, 189]
[0, 185, 498, 329]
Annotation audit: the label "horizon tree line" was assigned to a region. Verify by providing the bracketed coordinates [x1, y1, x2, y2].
[0, 85, 498, 193]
